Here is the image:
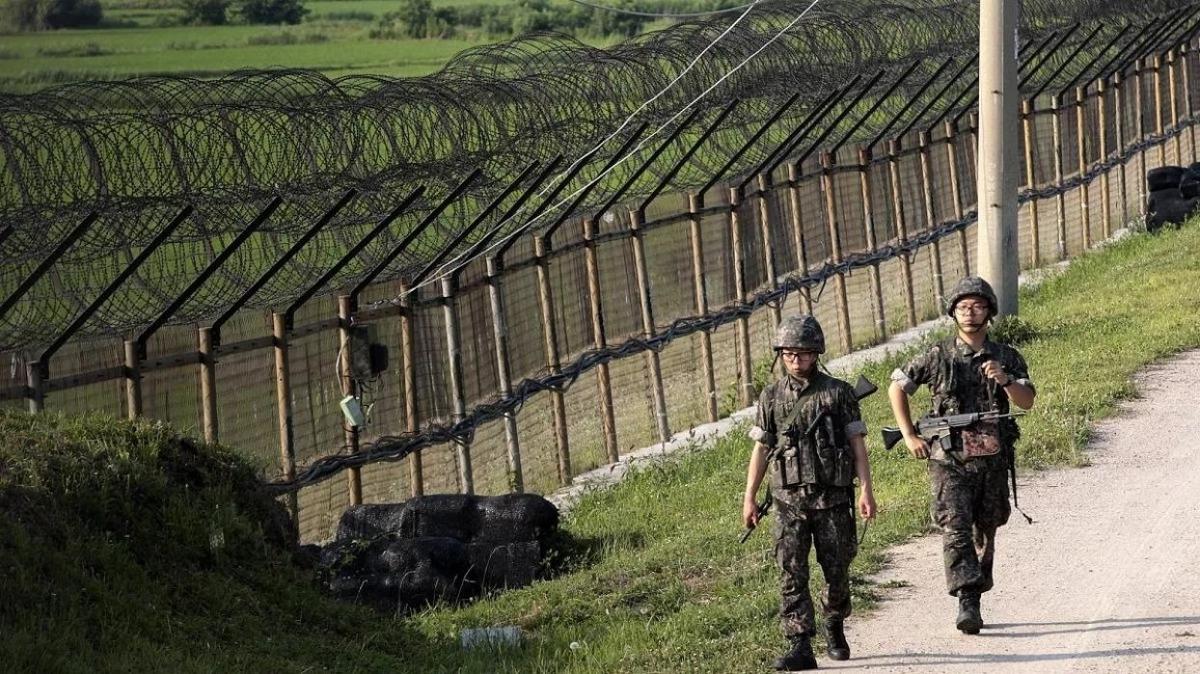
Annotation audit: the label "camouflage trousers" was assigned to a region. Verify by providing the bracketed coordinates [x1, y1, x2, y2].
[773, 499, 857, 637]
[928, 460, 1011, 596]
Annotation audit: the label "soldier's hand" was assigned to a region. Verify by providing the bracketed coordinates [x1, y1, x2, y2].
[858, 490, 877, 520]
[982, 360, 1010, 386]
[905, 433, 930, 459]
[742, 497, 760, 529]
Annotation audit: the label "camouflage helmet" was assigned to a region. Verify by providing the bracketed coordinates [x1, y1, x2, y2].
[773, 315, 825, 354]
[945, 276, 998, 319]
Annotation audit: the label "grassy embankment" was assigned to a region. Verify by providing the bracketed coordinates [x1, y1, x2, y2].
[3, 220, 1199, 672]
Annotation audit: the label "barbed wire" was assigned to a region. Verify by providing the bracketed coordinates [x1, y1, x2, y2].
[0, 0, 1188, 348]
[265, 107, 1195, 494]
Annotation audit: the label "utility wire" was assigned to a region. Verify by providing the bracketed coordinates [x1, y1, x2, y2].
[412, 0, 829, 297]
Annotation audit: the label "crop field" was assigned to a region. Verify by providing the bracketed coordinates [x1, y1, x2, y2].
[0, 0, 629, 91]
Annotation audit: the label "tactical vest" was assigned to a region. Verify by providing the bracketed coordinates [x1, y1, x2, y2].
[928, 337, 1020, 449]
[770, 375, 855, 490]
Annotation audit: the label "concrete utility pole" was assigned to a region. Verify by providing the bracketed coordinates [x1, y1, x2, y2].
[976, 0, 1021, 316]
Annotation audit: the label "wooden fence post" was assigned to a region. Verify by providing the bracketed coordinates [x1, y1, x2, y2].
[1098, 79, 1113, 238]
[25, 361, 44, 413]
[1050, 94, 1068, 259]
[687, 193, 718, 423]
[856, 148, 886, 339]
[1021, 98, 1042, 264]
[755, 175, 783, 329]
[629, 210, 670, 444]
[337, 295, 362, 506]
[484, 257, 524, 492]
[1135, 61, 1147, 215]
[399, 281, 423, 496]
[785, 165, 814, 314]
[272, 311, 298, 531]
[728, 187, 756, 406]
[944, 120, 971, 276]
[887, 139, 918, 327]
[1076, 86, 1092, 250]
[1181, 43, 1197, 160]
[917, 131, 945, 308]
[198, 326, 218, 444]
[1114, 72, 1129, 225]
[1154, 54, 1166, 166]
[123, 339, 142, 419]
[1169, 48, 1182, 163]
[533, 234, 572, 485]
[582, 217, 619, 462]
[440, 277, 473, 494]
[819, 151, 853, 353]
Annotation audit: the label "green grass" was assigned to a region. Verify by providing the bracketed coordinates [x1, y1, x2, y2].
[3, 220, 1200, 672]
[0, 0, 583, 91]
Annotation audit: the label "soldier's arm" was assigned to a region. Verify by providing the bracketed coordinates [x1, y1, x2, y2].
[888, 380, 929, 459]
[743, 441, 769, 528]
[850, 434, 876, 519]
[744, 387, 776, 528]
[890, 351, 934, 458]
[1001, 350, 1036, 410]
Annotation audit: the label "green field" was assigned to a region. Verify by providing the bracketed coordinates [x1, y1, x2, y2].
[0, 0, 654, 91]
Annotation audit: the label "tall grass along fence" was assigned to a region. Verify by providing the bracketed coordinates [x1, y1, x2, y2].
[3, 9, 1200, 542]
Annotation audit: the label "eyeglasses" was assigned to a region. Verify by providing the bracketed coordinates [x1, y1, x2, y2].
[953, 302, 990, 315]
[779, 350, 816, 361]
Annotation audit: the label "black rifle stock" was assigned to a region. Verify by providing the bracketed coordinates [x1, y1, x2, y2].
[739, 374, 878, 543]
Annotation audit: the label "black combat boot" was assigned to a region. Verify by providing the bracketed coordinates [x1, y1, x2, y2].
[956, 591, 982, 634]
[774, 634, 818, 671]
[824, 619, 850, 661]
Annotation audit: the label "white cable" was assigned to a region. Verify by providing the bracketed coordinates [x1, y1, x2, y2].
[367, 0, 767, 305]
[408, 0, 828, 296]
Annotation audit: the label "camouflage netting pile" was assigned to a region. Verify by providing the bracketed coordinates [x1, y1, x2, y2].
[315, 494, 560, 610]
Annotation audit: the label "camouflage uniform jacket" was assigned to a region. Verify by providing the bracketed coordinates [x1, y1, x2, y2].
[890, 336, 1035, 472]
[750, 370, 868, 509]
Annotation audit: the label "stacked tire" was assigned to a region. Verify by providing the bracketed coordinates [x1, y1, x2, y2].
[316, 494, 560, 611]
[1146, 164, 1200, 232]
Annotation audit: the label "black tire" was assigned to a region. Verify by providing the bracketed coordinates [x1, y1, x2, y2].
[1147, 165, 1184, 192]
[1180, 177, 1200, 199]
[1146, 192, 1199, 232]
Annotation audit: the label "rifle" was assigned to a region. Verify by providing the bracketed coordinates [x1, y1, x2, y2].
[740, 374, 878, 543]
[880, 410, 1026, 457]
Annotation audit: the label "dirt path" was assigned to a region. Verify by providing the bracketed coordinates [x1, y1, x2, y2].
[824, 351, 1200, 673]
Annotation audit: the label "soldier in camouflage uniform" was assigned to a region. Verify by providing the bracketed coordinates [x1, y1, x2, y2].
[887, 276, 1036, 634]
[743, 315, 876, 670]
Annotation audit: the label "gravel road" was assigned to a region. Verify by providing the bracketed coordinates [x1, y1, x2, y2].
[821, 351, 1200, 673]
